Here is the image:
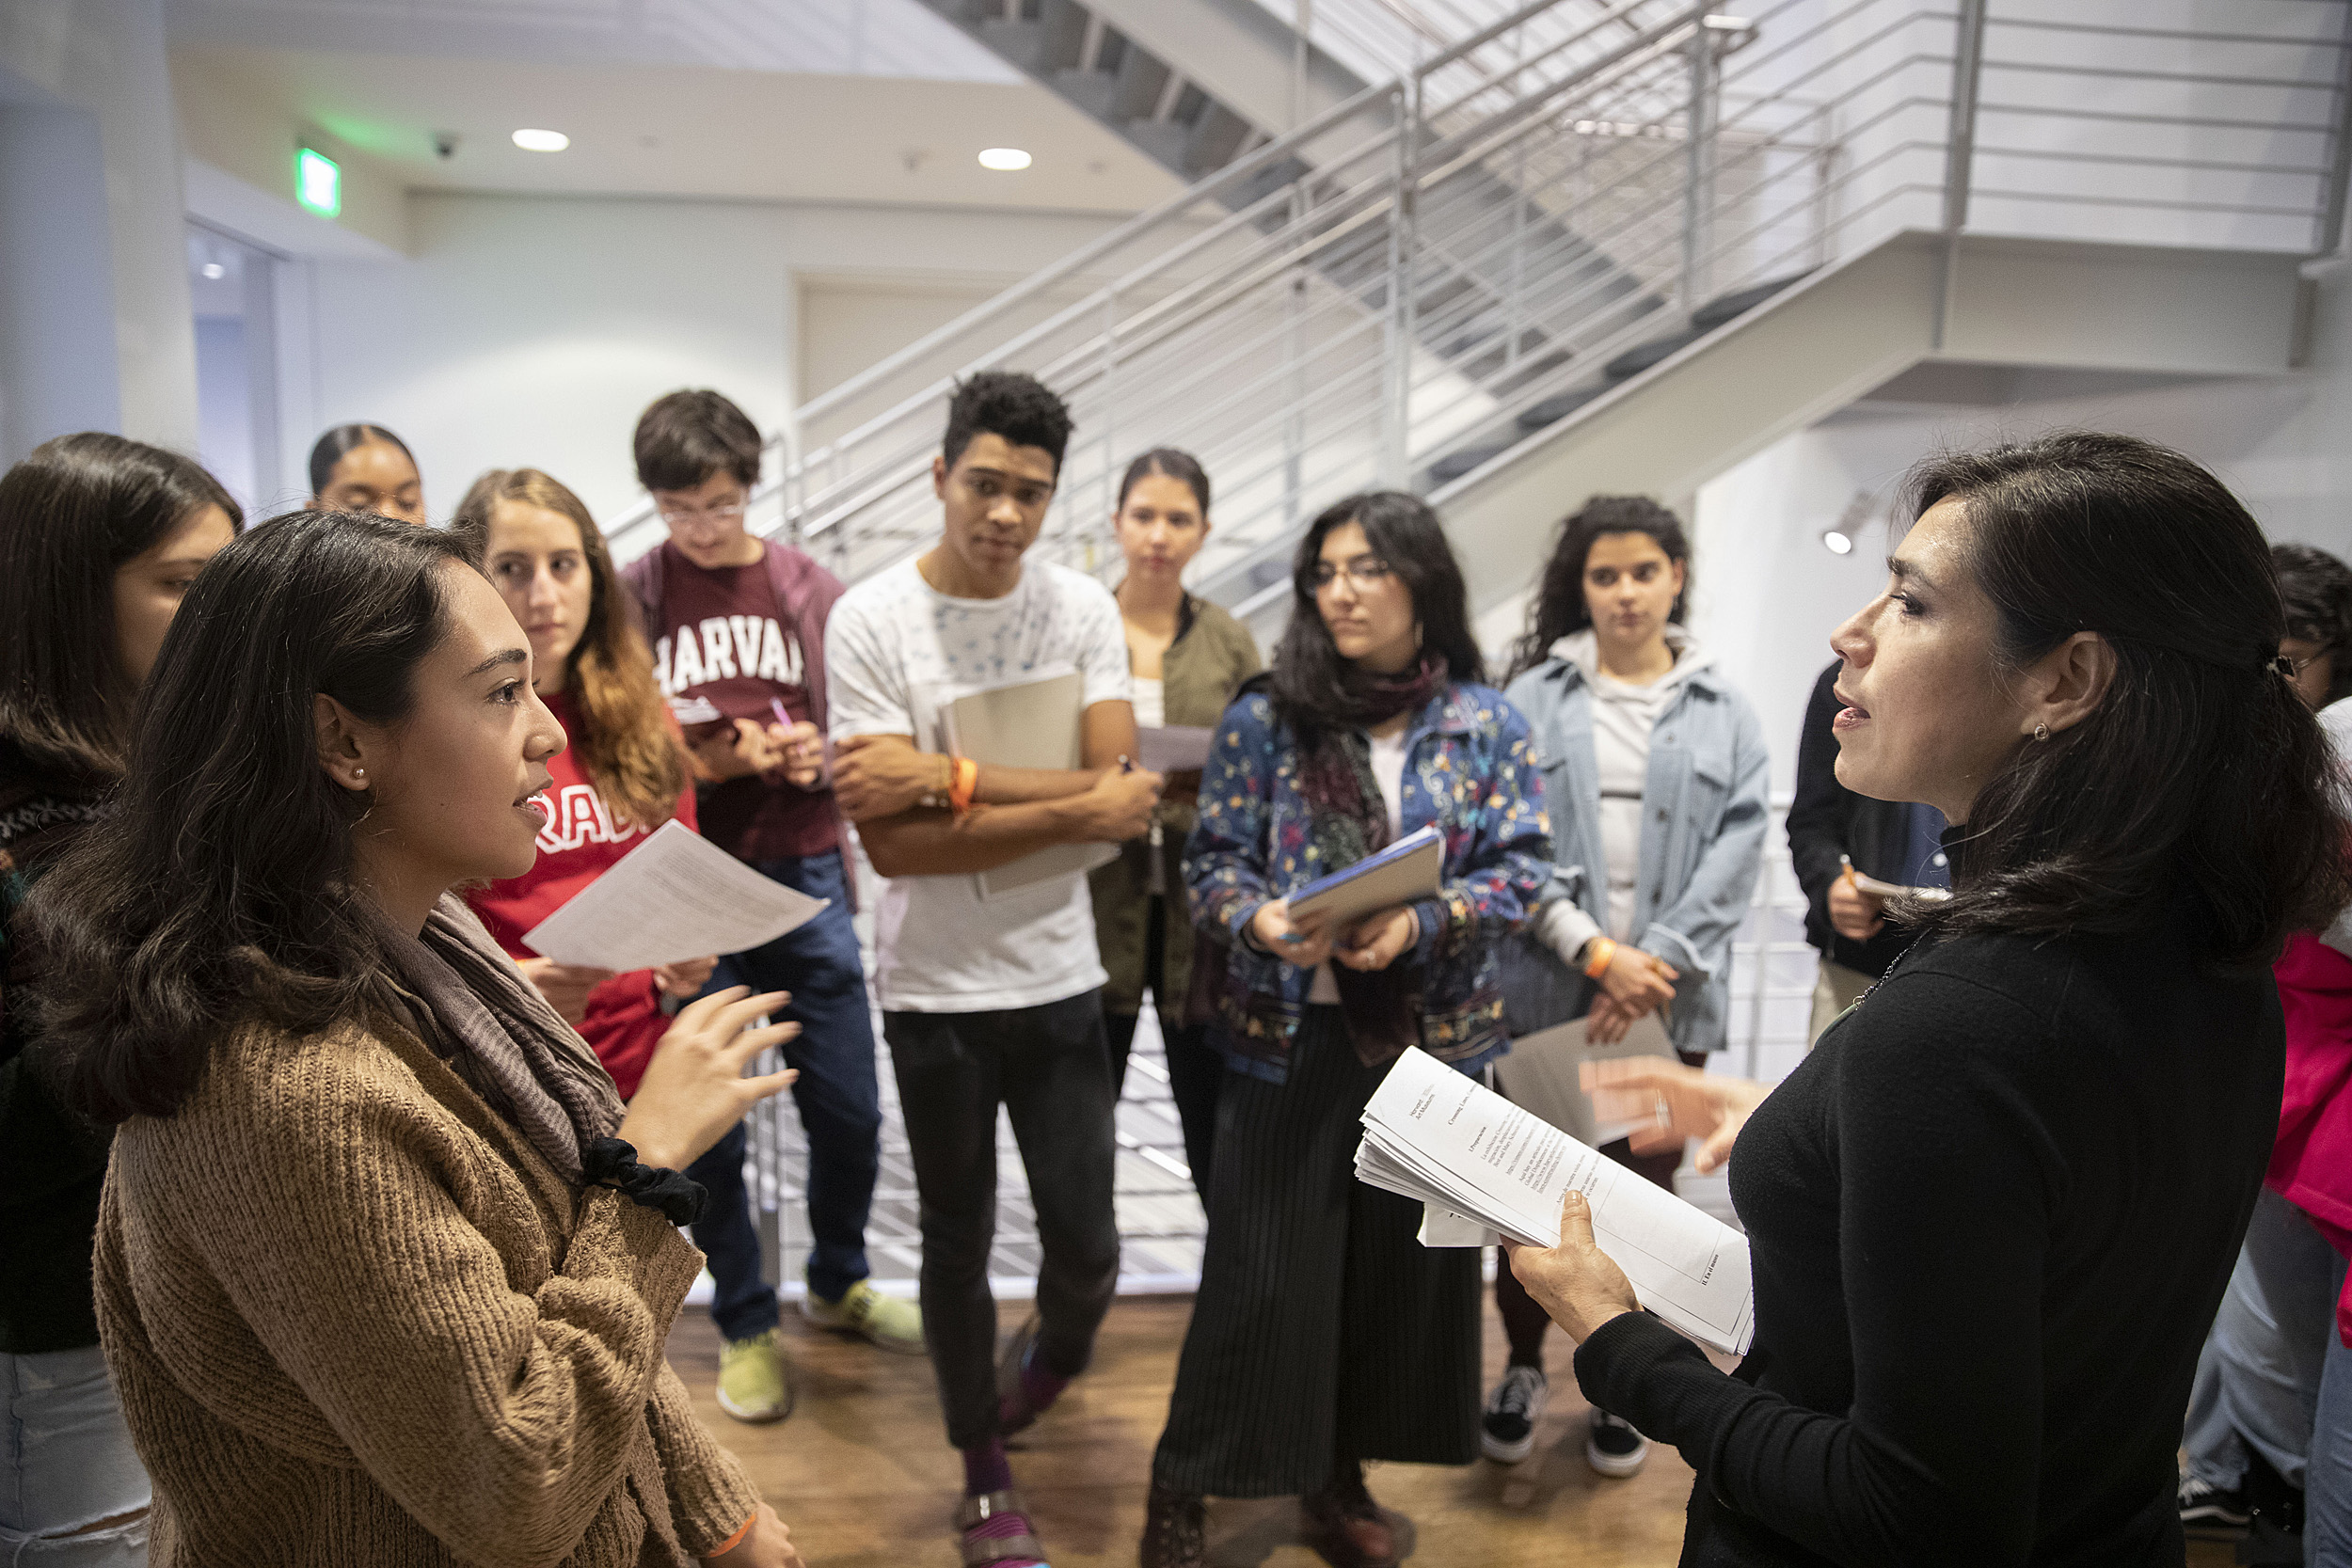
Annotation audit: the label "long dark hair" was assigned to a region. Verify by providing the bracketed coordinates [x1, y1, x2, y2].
[451, 467, 687, 830]
[1265, 491, 1483, 736]
[0, 433, 243, 778]
[1507, 495, 1691, 682]
[308, 422, 414, 498]
[27, 512, 475, 1122]
[1897, 432, 2348, 965]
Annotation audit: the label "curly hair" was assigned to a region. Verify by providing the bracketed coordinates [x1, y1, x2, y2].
[943, 371, 1073, 473]
[1505, 495, 1691, 682]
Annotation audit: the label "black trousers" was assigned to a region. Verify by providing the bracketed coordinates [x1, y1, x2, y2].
[1104, 893, 1224, 1200]
[883, 990, 1121, 1449]
[1152, 1007, 1481, 1497]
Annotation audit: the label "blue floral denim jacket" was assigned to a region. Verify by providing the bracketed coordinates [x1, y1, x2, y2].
[1182, 682, 1552, 1084]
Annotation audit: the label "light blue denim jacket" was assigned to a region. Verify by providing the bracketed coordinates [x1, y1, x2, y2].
[1498, 642, 1770, 1053]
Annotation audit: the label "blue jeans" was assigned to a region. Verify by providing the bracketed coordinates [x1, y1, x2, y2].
[1, 1344, 150, 1563]
[704, 847, 882, 1309]
[2314, 1325, 2352, 1565]
[2185, 1188, 2345, 1495]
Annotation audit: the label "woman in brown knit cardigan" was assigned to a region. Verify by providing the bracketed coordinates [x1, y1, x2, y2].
[22, 512, 805, 1567]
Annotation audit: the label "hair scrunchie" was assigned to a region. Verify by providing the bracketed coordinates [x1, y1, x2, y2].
[582, 1136, 707, 1226]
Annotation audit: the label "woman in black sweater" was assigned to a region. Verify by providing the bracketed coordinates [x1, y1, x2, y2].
[1510, 432, 2350, 1567]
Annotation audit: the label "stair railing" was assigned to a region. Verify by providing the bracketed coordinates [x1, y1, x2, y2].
[604, 0, 2352, 626]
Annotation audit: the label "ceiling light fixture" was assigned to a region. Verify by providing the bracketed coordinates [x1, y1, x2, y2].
[977, 147, 1032, 171]
[199, 261, 227, 280]
[1820, 528, 1854, 556]
[512, 128, 570, 152]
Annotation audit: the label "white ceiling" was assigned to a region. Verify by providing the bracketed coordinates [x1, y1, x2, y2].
[165, 0, 1019, 83]
[167, 39, 1185, 214]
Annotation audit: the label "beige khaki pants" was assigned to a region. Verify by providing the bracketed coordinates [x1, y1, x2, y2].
[1809, 958, 1875, 1047]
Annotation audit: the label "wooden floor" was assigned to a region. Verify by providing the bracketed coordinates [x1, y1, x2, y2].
[668, 1296, 2241, 1567]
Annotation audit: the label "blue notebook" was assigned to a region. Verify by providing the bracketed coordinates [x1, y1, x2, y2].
[1284, 823, 1444, 927]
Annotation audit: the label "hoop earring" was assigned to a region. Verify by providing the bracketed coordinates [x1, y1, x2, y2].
[2033, 722, 2049, 742]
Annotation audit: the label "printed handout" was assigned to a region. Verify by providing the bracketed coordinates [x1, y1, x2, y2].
[520, 819, 827, 972]
[1357, 1047, 1755, 1355]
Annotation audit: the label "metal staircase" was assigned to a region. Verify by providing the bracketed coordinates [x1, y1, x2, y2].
[604, 0, 2352, 630]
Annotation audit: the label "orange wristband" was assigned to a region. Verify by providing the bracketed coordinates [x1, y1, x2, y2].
[948, 754, 980, 818]
[707, 1513, 755, 1557]
[1582, 936, 1618, 980]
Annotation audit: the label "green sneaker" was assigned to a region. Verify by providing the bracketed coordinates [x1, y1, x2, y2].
[716, 1327, 795, 1424]
[801, 1278, 926, 1354]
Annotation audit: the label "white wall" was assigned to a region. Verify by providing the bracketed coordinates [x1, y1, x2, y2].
[0, 0, 199, 459]
[1688, 261, 2352, 795]
[277, 192, 1133, 525]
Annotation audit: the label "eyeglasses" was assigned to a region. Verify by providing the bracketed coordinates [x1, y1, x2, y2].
[657, 501, 748, 526]
[1311, 556, 1394, 592]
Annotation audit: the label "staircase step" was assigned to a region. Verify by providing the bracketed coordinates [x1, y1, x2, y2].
[1605, 325, 1705, 380]
[976, 18, 1045, 73]
[1518, 384, 1604, 431]
[1692, 270, 1811, 330]
[1055, 68, 1118, 119]
[1427, 444, 1512, 485]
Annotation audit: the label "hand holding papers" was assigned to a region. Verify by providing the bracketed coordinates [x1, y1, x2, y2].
[521, 820, 827, 972]
[1494, 1013, 1678, 1148]
[1356, 1047, 1755, 1354]
[1582, 1056, 1772, 1178]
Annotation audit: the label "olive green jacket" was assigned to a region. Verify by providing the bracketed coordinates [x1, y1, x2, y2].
[1089, 594, 1263, 1020]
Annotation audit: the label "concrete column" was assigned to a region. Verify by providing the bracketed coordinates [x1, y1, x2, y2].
[0, 0, 199, 461]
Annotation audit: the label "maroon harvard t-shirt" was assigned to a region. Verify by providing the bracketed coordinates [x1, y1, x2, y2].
[648, 541, 837, 863]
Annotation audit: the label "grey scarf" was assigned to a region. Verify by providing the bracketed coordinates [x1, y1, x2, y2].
[370, 895, 625, 1182]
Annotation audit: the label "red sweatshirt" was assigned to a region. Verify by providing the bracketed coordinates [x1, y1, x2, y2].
[2269, 929, 2352, 1347]
[468, 689, 698, 1101]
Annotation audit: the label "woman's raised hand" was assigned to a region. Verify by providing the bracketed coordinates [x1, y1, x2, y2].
[615, 987, 800, 1173]
[1580, 1056, 1769, 1174]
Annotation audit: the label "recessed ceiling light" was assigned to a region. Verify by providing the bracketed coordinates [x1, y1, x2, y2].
[199, 261, 227, 280]
[1820, 528, 1854, 555]
[512, 128, 570, 152]
[977, 147, 1032, 171]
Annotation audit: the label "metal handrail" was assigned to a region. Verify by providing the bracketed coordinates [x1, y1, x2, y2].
[608, 0, 2352, 612]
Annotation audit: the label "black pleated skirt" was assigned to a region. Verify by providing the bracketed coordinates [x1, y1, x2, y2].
[1151, 1006, 1482, 1497]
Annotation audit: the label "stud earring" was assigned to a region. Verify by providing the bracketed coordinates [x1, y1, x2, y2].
[355, 767, 368, 780]
[2032, 722, 2049, 742]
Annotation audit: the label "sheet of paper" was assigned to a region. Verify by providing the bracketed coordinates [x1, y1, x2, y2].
[520, 819, 828, 972]
[1494, 1012, 1677, 1147]
[1136, 724, 1215, 773]
[1359, 1047, 1754, 1354]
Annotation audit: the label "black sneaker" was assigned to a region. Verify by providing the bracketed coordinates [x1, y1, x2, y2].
[1480, 1364, 1548, 1465]
[1585, 1408, 1649, 1478]
[2177, 1472, 2251, 1538]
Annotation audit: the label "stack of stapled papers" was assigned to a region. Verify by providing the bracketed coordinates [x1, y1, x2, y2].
[1356, 1047, 1756, 1355]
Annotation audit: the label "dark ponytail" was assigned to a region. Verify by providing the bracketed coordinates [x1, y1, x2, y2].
[1898, 432, 2349, 965]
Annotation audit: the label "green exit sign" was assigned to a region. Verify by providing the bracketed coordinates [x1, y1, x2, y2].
[295, 148, 341, 218]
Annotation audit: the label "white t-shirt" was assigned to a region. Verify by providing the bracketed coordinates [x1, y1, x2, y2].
[826, 556, 1133, 1012]
[1309, 724, 1412, 1005]
[1132, 675, 1166, 731]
